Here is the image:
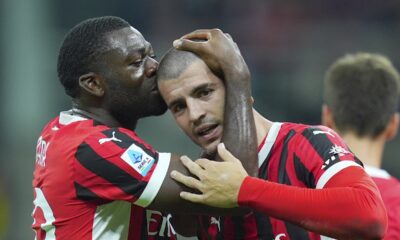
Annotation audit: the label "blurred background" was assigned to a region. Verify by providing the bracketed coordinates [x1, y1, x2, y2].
[1, 0, 400, 239]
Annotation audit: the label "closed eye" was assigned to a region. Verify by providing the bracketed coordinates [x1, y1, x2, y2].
[130, 59, 143, 67]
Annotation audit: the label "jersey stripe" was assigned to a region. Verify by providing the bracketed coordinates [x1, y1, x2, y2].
[74, 182, 104, 202]
[300, 127, 334, 168]
[258, 122, 282, 167]
[254, 213, 274, 240]
[293, 154, 316, 188]
[278, 130, 296, 184]
[285, 222, 310, 240]
[102, 128, 156, 157]
[75, 142, 147, 198]
[134, 152, 170, 208]
[316, 161, 362, 189]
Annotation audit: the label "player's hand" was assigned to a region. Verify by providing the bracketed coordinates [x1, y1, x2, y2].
[170, 143, 248, 208]
[173, 29, 250, 85]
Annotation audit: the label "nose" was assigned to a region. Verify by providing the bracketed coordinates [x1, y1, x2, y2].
[187, 99, 205, 126]
[145, 57, 159, 78]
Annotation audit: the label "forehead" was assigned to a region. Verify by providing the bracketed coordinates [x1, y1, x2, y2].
[104, 26, 150, 53]
[159, 60, 223, 101]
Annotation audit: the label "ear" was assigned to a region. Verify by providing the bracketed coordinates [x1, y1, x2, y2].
[321, 104, 336, 129]
[78, 72, 105, 97]
[384, 113, 399, 141]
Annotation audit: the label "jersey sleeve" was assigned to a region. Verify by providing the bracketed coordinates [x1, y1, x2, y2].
[72, 127, 170, 207]
[293, 125, 363, 189]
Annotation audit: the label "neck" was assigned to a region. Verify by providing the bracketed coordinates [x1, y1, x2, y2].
[252, 109, 273, 147]
[72, 102, 138, 130]
[339, 132, 385, 168]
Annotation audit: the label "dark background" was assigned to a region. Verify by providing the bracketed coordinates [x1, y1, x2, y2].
[1, 0, 399, 239]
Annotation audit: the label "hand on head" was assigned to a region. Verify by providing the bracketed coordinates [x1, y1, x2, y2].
[173, 29, 250, 84]
[170, 143, 248, 208]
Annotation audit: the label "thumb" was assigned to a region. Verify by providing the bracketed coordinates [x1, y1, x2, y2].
[217, 143, 240, 163]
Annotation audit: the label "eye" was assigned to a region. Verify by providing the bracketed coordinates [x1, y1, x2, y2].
[129, 59, 143, 67]
[198, 88, 213, 98]
[170, 103, 185, 115]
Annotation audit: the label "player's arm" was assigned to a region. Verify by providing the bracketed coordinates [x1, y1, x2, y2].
[238, 167, 387, 239]
[171, 129, 388, 239]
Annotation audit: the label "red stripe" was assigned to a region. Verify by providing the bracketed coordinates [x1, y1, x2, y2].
[128, 205, 144, 239]
[257, 134, 267, 152]
[74, 159, 136, 201]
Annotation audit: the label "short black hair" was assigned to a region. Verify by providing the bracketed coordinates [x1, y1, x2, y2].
[157, 47, 202, 82]
[57, 16, 130, 98]
[324, 53, 400, 138]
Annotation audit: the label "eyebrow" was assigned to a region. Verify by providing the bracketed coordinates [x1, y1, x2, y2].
[125, 42, 153, 61]
[167, 83, 216, 109]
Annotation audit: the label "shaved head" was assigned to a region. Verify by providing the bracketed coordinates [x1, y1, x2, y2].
[157, 48, 202, 82]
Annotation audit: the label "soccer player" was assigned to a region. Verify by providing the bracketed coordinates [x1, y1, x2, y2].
[31, 17, 258, 239]
[157, 32, 388, 239]
[322, 53, 400, 239]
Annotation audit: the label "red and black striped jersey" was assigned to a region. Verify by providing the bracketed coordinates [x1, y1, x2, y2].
[32, 110, 177, 240]
[365, 166, 400, 240]
[200, 122, 363, 240]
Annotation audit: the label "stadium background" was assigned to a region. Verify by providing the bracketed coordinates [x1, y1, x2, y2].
[0, 0, 399, 239]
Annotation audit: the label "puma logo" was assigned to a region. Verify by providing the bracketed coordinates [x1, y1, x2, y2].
[210, 217, 221, 231]
[99, 131, 122, 144]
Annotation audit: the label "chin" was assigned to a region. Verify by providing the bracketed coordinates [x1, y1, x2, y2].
[145, 98, 168, 117]
[204, 141, 220, 155]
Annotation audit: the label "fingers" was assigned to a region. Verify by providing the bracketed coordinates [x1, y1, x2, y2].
[180, 29, 212, 40]
[170, 170, 202, 190]
[180, 155, 204, 177]
[217, 143, 240, 163]
[173, 38, 206, 52]
[179, 191, 204, 203]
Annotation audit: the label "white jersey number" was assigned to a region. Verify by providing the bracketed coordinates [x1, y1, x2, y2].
[32, 188, 56, 240]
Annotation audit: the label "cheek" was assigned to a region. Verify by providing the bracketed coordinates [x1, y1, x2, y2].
[176, 116, 192, 135]
[212, 93, 226, 120]
[134, 65, 145, 78]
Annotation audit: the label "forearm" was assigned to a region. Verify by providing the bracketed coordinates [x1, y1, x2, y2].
[238, 168, 387, 239]
[219, 74, 258, 177]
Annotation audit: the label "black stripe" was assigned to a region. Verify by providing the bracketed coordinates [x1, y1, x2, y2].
[278, 130, 296, 184]
[75, 142, 147, 197]
[258, 150, 272, 180]
[101, 128, 157, 158]
[301, 127, 336, 170]
[218, 216, 224, 239]
[354, 156, 364, 167]
[293, 153, 316, 188]
[254, 213, 274, 240]
[232, 216, 245, 239]
[285, 222, 310, 240]
[74, 182, 104, 202]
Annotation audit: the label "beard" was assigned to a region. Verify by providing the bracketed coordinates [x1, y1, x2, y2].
[106, 79, 167, 128]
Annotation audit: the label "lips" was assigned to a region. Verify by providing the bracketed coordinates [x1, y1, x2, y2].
[195, 123, 222, 143]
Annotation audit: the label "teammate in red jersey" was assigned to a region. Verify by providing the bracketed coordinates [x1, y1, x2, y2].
[322, 53, 400, 239]
[157, 32, 388, 239]
[32, 17, 259, 240]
